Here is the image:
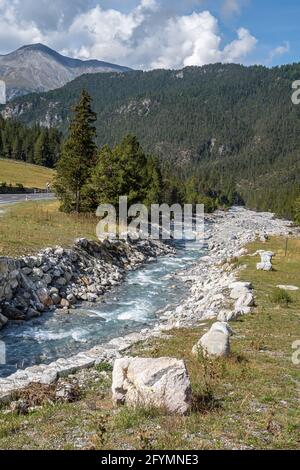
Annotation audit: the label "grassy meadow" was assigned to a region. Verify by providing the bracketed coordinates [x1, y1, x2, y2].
[0, 159, 55, 189]
[0, 200, 98, 257]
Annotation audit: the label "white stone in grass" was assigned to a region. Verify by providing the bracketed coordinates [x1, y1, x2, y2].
[256, 251, 274, 271]
[276, 285, 299, 291]
[192, 322, 233, 358]
[112, 357, 192, 415]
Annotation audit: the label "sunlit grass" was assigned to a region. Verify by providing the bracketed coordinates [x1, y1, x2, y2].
[0, 159, 55, 189]
[0, 200, 98, 257]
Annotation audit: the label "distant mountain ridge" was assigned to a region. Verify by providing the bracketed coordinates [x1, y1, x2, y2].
[0, 43, 131, 101]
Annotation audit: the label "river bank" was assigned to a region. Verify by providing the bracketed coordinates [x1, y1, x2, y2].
[0, 207, 298, 402]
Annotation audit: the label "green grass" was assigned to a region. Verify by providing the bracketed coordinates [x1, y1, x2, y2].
[0, 200, 98, 257]
[0, 159, 55, 189]
[0, 236, 299, 449]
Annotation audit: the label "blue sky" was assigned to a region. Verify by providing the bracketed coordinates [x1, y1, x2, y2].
[0, 0, 298, 68]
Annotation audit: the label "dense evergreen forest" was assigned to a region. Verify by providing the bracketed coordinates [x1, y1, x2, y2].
[1, 62, 300, 217]
[0, 117, 61, 168]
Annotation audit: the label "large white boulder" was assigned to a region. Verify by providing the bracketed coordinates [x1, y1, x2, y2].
[230, 286, 251, 299]
[112, 357, 192, 415]
[256, 251, 274, 271]
[235, 292, 255, 308]
[192, 322, 233, 358]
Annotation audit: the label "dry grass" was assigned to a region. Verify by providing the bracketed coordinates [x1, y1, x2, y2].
[0, 200, 98, 257]
[0, 236, 299, 449]
[0, 159, 55, 189]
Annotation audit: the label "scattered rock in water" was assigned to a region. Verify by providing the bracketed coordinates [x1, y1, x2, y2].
[112, 357, 192, 415]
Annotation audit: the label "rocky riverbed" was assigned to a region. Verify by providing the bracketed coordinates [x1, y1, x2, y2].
[0, 237, 175, 329]
[0, 207, 298, 402]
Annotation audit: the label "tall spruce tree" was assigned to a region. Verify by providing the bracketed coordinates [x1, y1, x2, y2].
[54, 90, 97, 212]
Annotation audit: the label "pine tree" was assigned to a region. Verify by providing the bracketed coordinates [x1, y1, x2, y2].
[54, 90, 97, 212]
[83, 135, 162, 212]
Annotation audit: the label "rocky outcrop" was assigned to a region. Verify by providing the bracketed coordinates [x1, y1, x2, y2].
[192, 322, 233, 358]
[112, 357, 192, 415]
[0, 237, 174, 329]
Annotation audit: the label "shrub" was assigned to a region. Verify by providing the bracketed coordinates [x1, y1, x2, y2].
[270, 288, 292, 306]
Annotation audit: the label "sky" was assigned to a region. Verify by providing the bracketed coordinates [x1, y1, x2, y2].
[0, 0, 299, 69]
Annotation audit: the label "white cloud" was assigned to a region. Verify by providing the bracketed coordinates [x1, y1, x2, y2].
[222, 0, 241, 16]
[67, 7, 258, 69]
[221, 0, 249, 18]
[222, 27, 257, 63]
[0, 0, 258, 70]
[269, 41, 290, 63]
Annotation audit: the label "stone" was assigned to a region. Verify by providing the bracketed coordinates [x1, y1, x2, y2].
[1, 305, 25, 320]
[112, 357, 192, 415]
[0, 313, 8, 326]
[235, 292, 255, 308]
[192, 322, 233, 358]
[276, 285, 299, 291]
[36, 288, 53, 307]
[230, 286, 251, 300]
[32, 267, 44, 278]
[66, 294, 76, 305]
[60, 299, 70, 308]
[43, 273, 52, 285]
[217, 310, 240, 322]
[257, 251, 274, 271]
[26, 308, 40, 320]
[51, 293, 61, 305]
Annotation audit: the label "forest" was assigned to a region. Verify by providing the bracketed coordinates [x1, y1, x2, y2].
[1, 63, 300, 218]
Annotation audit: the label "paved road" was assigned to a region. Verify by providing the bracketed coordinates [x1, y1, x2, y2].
[0, 193, 55, 206]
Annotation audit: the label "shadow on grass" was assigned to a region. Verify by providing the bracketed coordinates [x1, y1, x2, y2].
[191, 391, 222, 414]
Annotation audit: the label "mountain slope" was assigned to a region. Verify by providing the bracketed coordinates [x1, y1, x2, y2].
[0, 44, 131, 101]
[1, 63, 300, 217]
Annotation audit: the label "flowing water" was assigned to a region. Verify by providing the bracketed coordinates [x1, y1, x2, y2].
[0, 237, 206, 378]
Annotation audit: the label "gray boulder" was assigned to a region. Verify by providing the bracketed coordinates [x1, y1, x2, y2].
[192, 322, 233, 358]
[112, 357, 192, 415]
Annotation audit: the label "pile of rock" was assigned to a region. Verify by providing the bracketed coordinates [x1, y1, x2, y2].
[0, 237, 175, 329]
[256, 251, 274, 271]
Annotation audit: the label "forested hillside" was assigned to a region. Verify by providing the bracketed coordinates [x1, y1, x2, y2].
[0, 117, 61, 167]
[1, 63, 300, 217]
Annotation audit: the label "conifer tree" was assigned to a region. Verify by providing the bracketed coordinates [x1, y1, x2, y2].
[54, 90, 97, 212]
